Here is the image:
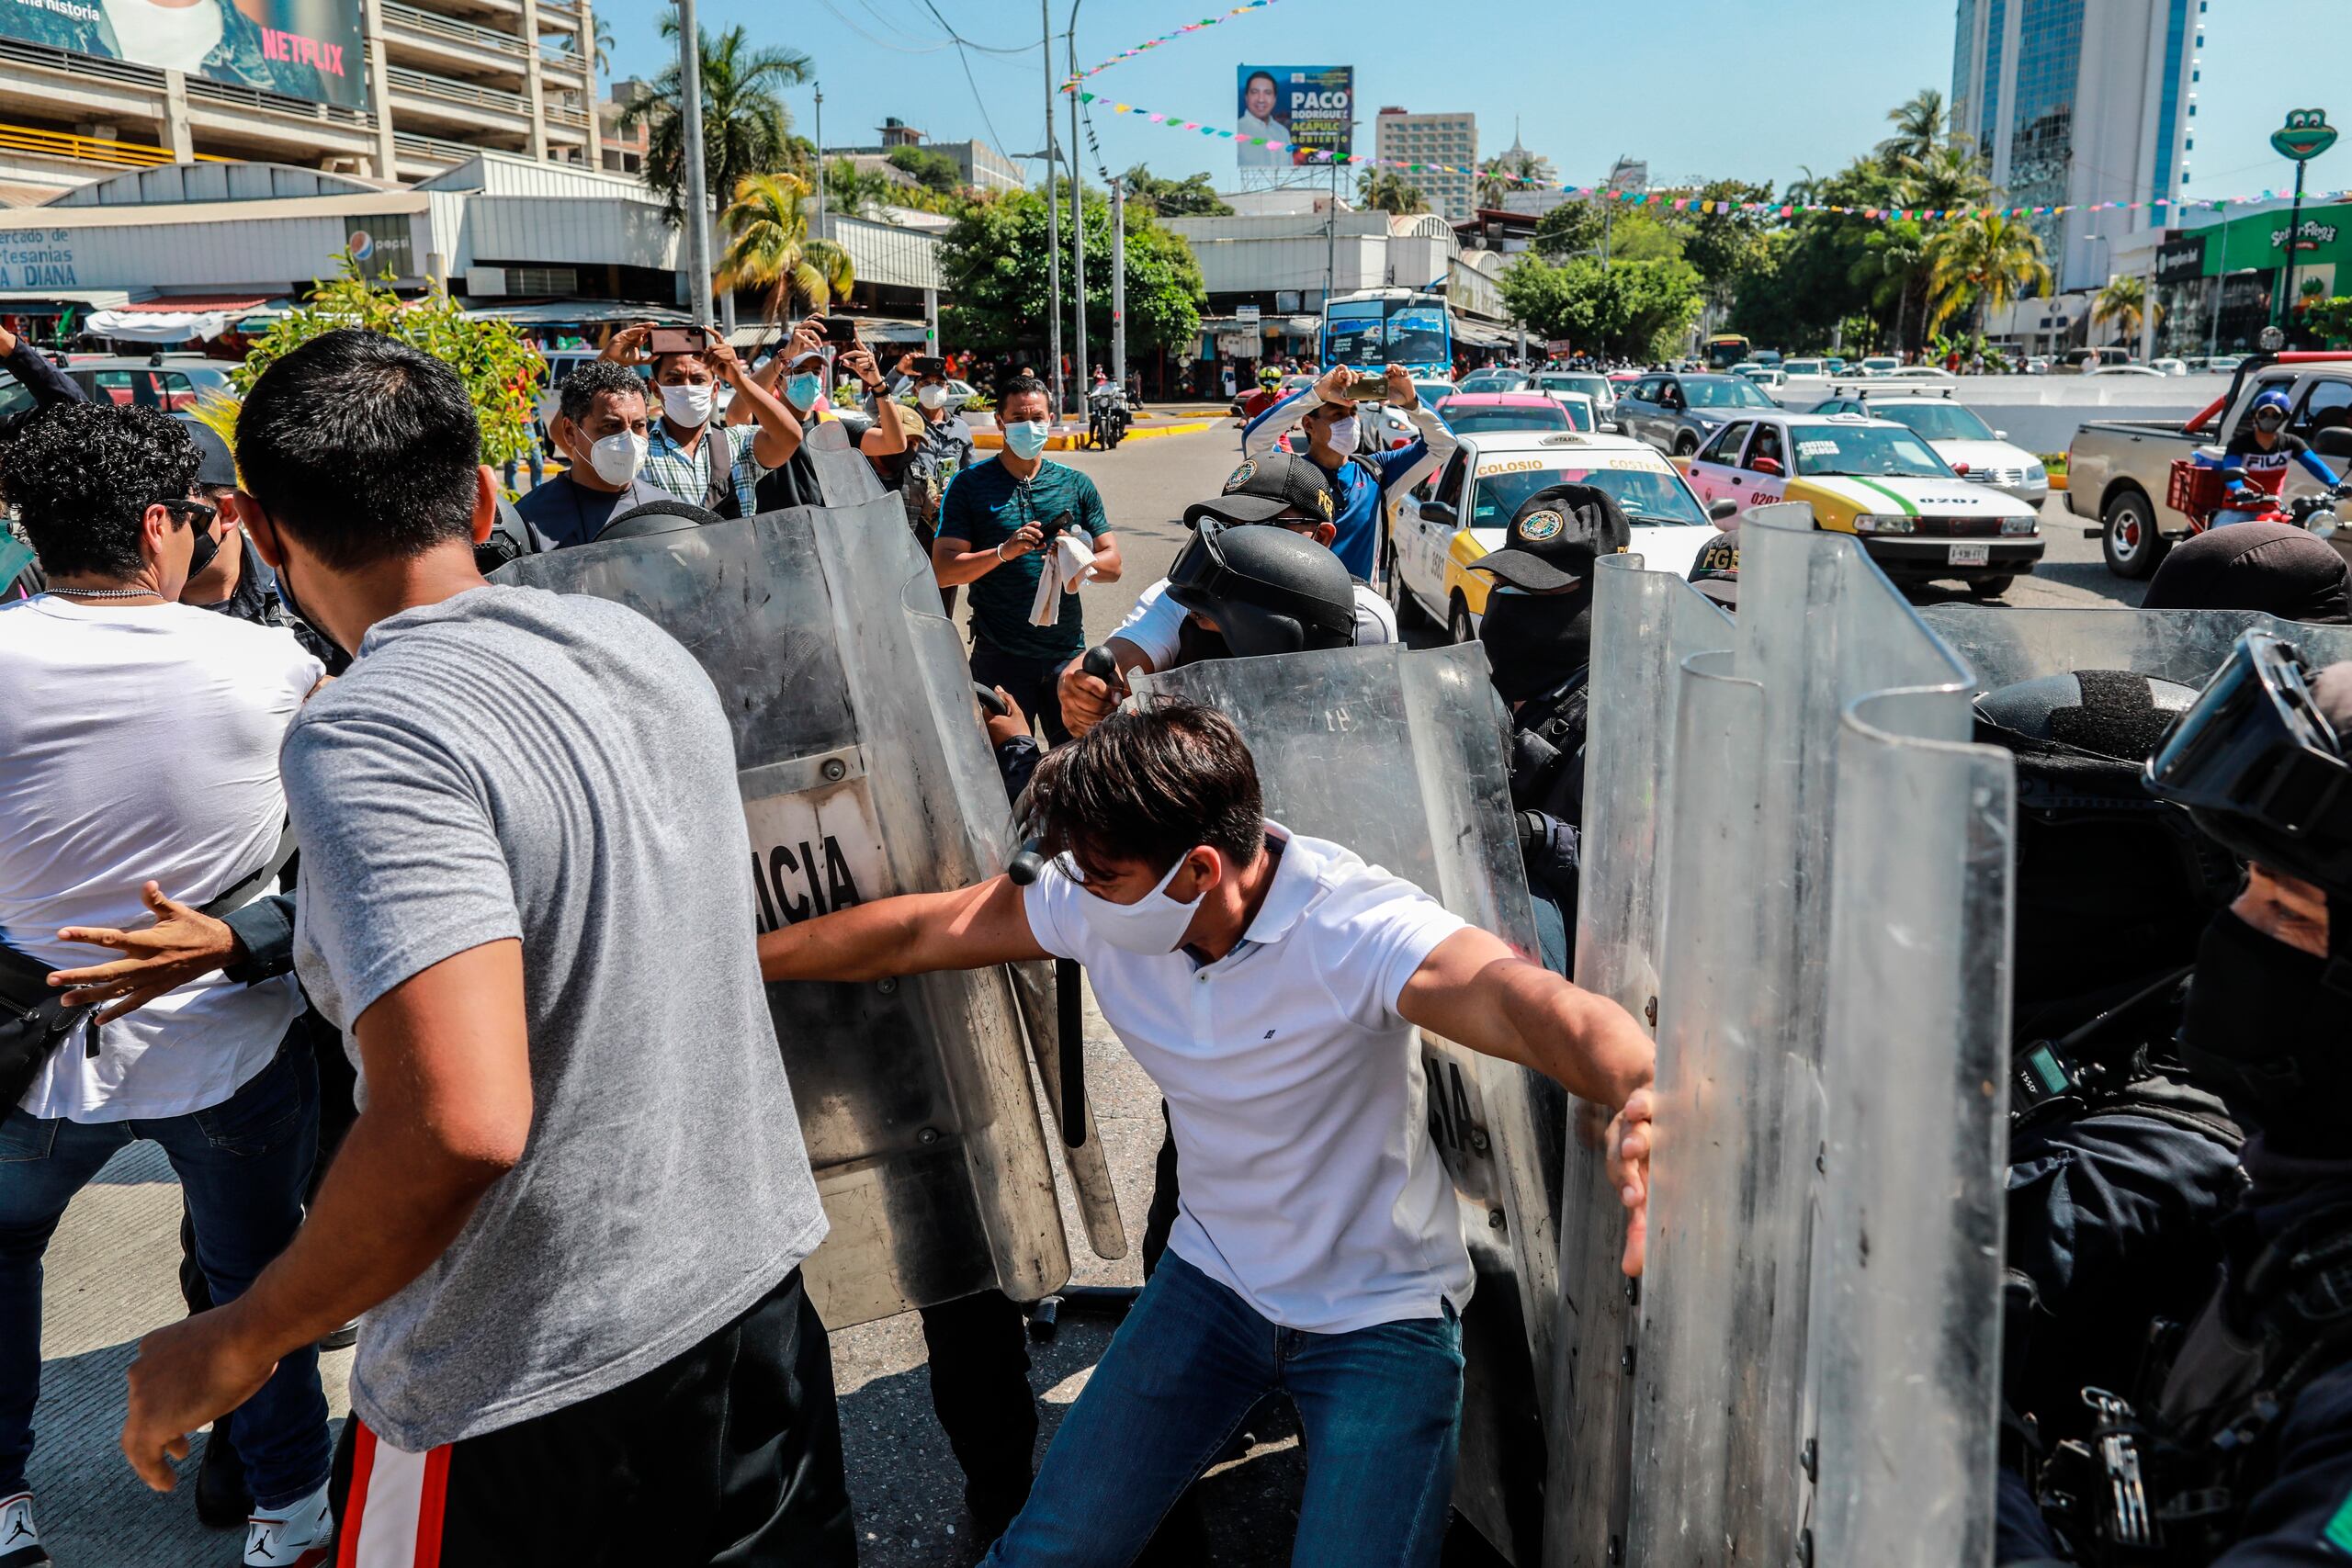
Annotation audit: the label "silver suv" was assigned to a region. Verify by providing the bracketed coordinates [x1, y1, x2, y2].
[1613, 371, 1782, 456]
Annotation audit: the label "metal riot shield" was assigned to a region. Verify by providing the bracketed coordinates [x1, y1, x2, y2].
[1132, 642, 1561, 1561]
[495, 500, 1115, 1325]
[1552, 505, 2018, 1568]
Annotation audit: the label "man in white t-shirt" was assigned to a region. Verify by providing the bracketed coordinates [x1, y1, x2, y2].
[1056, 451, 1396, 739]
[757, 701, 1656, 1565]
[0, 402, 333, 1567]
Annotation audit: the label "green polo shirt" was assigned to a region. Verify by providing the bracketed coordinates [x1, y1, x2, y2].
[939, 456, 1111, 660]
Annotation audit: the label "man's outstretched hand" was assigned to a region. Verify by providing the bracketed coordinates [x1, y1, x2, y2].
[120, 1306, 277, 1492]
[1605, 1087, 1655, 1277]
[50, 882, 242, 1023]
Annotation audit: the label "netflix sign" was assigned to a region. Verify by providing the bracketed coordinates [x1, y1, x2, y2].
[0, 0, 367, 110]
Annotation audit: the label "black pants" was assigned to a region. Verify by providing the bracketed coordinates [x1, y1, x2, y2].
[968, 641, 1075, 748]
[329, 1269, 854, 1567]
[917, 1290, 1037, 1533]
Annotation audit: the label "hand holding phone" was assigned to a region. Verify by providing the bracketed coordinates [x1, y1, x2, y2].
[647, 325, 713, 357]
[820, 317, 859, 347]
[1349, 372, 1389, 400]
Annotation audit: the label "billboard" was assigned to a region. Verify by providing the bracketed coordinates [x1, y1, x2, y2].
[0, 0, 368, 109]
[1236, 65, 1351, 169]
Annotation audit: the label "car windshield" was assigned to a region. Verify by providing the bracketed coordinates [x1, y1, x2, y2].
[1473, 462, 1709, 526]
[1536, 375, 1608, 398]
[1873, 402, 1996, 442]
[1414, 381, 1454, 406]
[1441, 402, 1569, 434]
[1790, 424, 1951, 478]
[1684, 378, 1778, 409]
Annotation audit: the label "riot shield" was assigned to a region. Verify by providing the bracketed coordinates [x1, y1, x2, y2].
[1917, 604, 2352, 690]
[1133, 642, 1563, 1562]
[1553, 506, 2017, 1568]
[495, 499, 1117, 1325]
[801, 420, 888, 505]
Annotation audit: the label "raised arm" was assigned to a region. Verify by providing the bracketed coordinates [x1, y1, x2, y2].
[1376, 363, 1456, 499]
[757, 874, 1046, 983]
[709, 339, 803, 468]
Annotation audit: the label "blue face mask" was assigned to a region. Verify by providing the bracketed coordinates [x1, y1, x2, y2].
[1003, 420, 1051, 460]
[784, 373, 822, 411]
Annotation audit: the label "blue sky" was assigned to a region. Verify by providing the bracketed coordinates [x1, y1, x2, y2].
[593, 0, 2351, 211]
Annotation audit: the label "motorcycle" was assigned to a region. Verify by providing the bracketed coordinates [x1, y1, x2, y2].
[1086, 385, 1131, 450]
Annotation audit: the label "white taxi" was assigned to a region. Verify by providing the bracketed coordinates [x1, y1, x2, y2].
[1386, 431, 1734, 642]
[1677, 410, 2043, 595]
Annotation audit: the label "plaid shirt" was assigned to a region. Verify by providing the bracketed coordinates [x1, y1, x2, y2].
[641, 419, 766, 518]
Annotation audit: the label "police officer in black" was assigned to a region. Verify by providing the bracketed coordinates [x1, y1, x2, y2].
[1466, 484, 1634, 974]
[2003, 631, 2352, 1566]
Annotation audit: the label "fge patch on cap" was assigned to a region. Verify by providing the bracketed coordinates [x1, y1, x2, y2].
[1224, 460, 1257, 492]
[1517, 509, 1566, 543]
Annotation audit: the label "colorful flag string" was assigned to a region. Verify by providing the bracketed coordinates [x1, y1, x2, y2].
[1061, 0, 1284, 91]
[1066, 88, 2351, 224]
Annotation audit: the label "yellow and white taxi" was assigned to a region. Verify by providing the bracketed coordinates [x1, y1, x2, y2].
[1387, 431, 1733, 642]
[1677, 411, 2044, 593]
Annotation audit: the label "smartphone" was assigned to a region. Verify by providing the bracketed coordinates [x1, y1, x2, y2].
[647, 325, 712, 356]
[1349, 372, 1390, 400]
[913, 355, 947, 378]
[821, 317, 860, 347]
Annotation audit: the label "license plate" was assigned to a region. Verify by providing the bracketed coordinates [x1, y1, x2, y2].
[1949, 543, 1991, 566]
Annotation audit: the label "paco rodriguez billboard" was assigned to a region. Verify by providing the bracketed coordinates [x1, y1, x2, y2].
[0, 0, 367, 109]
[1236, 64, 1351, 169]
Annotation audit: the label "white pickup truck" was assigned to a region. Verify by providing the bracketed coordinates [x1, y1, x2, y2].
[2067, 351, 2352, 578]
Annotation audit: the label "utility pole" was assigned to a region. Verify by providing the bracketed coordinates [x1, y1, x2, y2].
[811, 83, 825, 235]
[1042, 0, 1061, 423]
[1068, 4, 1086, 400]
[1324, 154, 1337, 308]
[1111, 175, 1127, 394]
[675, 0, 712, 323]
[2278, 154, 2310, 331]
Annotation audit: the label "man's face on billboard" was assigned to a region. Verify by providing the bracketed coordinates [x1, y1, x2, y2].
[1246, 76, 1277, 119]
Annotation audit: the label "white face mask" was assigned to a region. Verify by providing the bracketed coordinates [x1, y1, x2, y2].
[917, 383, 950, 411]
[582, 430, 647, 487]
[1324, 414, 1361, 454]
[659, 382, 714, 428]
[1062, 853, 1205, 954]
[1003, 420, 1052, 460]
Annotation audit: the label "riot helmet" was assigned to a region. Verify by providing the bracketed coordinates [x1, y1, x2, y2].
[1473, 484, 1631, 704]
[2142, 520, 2351, 624]
[1164, 520, 1356, 658]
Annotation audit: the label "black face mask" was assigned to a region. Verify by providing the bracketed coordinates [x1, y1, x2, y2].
[2180, 907, 2352, 1153]
[184, 517, 222, 582]
[1479, 588, 1592, 705]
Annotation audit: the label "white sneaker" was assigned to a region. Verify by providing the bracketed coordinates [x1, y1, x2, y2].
[0, 1493, 48, 1568]
[244, 1483, 333, 1568]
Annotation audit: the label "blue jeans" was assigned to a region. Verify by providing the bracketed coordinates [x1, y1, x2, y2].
[984, 1252, 1464, 1567]
[0, 1037, 330, 1509]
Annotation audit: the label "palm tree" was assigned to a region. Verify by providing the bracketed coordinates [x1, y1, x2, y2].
[718, 173, 854, 324]
[1356, 170, 1428, 216]
[1475, 159, 1516, 211]
[1924, 209, 2053, 333]
[619, 12, 810, 224]
[1896, 141, 1993, 214]
[1879, 88, 1948, 169]
[823, 157, 902, 218]
[1854, 220, 1928, 354]
[2091, 274, 2151, 346]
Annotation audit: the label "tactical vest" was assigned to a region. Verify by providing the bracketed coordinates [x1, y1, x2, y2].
[1505, 670, 1590, 824]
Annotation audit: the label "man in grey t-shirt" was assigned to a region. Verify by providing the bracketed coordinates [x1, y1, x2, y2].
[117, 329, 853, 1565]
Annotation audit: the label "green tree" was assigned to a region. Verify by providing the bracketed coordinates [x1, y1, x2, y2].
[718, 172, 854, 324]
[620, 13, 810, 224]
[887, 145, 965, 194]
[1681, 179, 1775, 300]
[1896, 141, 1995, 213]
[1119, 165, 1232, 217]
[2091, 273, 2149, 345]
[1924, 209, 2053, 332]
[1500, 254, 1703, 360]
[823, 156, 901, 217]
[1878, 88, 1949, 170]
[1532, 200, 1604, 262]
[1851, 218, 1929, 354]
[1355, 169, 1428, 215]
[233, 256, 542, 469]
[940, 189, 1205, 355]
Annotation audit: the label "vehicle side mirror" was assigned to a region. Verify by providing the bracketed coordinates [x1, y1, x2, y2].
[1994, 429, 2009, 441]
[2315, 427, 2352, 460]
[1751, 456, 1784, 478]
[1709, 498, 1739, 521]
[1421, 499, 1457, 525]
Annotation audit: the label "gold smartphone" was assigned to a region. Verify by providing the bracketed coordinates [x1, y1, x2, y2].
[1349, 372, 1390, 400]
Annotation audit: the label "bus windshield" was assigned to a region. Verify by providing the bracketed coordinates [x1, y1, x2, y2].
[1704, 335, 1751, 369]
[1325, 297, 1453, 369]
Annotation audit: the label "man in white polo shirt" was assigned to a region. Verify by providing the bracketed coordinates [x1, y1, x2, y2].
[757, 700, 1655, 1565]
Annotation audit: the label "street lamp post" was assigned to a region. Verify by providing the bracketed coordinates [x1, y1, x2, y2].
[675, 0, 711, 324]
[2268, 110, 2338, 333]
[1041, 0, 1062, 423]
[1069, 0, 1086, 408]
[1111, 175, 1126, 396]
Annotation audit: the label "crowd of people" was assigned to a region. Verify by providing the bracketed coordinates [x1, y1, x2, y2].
[0, 306, 2348, 1568]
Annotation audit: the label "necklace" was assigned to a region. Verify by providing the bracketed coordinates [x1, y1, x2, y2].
[53, 585, 160, 601]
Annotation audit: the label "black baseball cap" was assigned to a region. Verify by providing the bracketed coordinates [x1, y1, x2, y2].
[1182, 452, 1337, 529]
[1469, 483, 1632, 592]
[180, 418, 238, 490]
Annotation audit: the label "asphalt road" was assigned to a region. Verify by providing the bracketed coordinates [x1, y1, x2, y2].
[27, 421, 2153, 1568]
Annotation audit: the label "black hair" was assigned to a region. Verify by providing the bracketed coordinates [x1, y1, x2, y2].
[235, 329, 481, 570]
[1027, 699, 1265, 878]
[999, 375, 1049, 412]
[559, 360, 651, 426]
[1244, 70, 1278, 96]
[1, 402, 200, 579]
[650, 350, 717, 381]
